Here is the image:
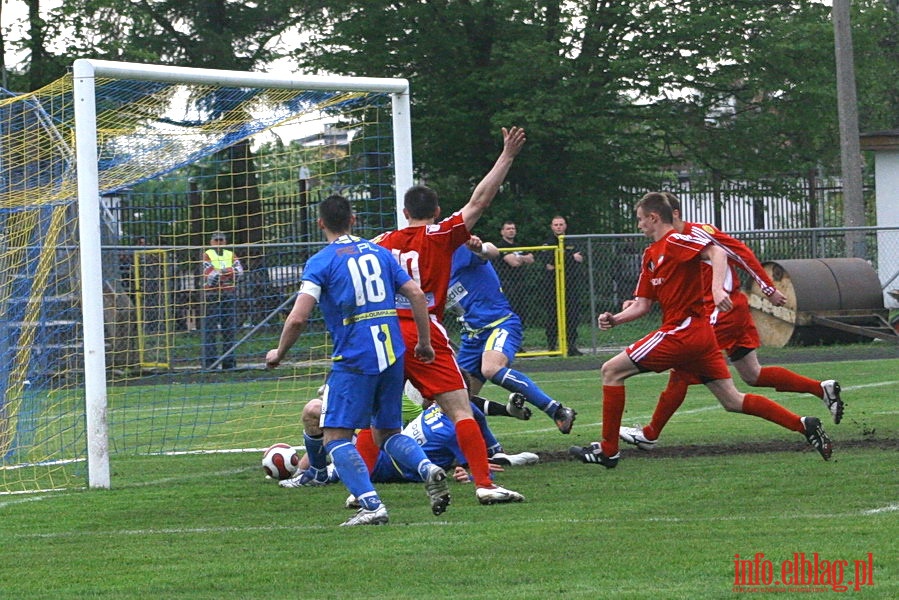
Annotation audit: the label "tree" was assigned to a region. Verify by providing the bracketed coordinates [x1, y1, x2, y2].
[293, 0, 896, 236]
[1, 0, 70, 90]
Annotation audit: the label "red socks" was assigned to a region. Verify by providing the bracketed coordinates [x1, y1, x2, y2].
[353, 428, 380, 473]
[645, 375, 690, 440]
[741, 393, 803, 432]
[754, 366, 822, 398]
[454, 418, 493, 488]
[601, 385, 626, 456]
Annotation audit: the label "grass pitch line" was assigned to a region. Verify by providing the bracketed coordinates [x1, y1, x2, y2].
[10, 502, 898, 540]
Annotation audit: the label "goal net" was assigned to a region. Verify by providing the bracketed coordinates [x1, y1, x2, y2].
[0, 60, 412, 492]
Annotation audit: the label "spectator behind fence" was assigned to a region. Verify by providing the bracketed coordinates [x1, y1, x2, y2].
[201, 231, 243, 370]
[493, 221, 534, 326]
[542, 215, 584, 356]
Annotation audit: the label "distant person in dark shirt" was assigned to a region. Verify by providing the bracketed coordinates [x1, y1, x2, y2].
[542, 215, 584, 356]
[493, 221, 534, 324]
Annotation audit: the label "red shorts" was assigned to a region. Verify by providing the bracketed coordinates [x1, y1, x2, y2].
[399, 316, 468, 400]
[711, 292, 760, 356]
[626, 316, 731, 382]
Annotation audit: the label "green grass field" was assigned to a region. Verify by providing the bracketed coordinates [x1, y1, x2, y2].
[1, 353, 896, 599]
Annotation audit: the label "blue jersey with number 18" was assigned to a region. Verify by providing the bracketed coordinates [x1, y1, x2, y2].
[300, 234, 411, 374]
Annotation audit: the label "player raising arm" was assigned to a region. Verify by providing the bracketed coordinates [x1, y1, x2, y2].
[373, 126, 528, 505]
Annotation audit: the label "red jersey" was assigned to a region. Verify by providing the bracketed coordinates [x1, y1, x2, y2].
[372, 211, 470, 322]
[683, 221, 776, 304]
[634, 229, 709, 328]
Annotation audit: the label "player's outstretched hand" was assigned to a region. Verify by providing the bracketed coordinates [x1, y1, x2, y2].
[501, 126, 526, 158]
[768, 289, 787, 307]
[265, 349, 281, 368]
[465, 235, 483, 253]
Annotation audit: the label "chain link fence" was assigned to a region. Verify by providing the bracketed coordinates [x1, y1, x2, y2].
[101, 225, 899, 371]
[493, 226, 899, 355]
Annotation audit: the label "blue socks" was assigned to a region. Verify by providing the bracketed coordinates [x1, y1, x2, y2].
[383, 433, 433, 481]
[469, 402, 503, 455]
[491, 367, 560, 415]
[303, 432, 327, 470]
[326, 439, 381, 510]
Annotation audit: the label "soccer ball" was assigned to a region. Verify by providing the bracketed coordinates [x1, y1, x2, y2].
[261, 443, 300, 480]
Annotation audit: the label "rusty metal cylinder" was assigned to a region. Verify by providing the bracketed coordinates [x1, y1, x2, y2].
[748, 258, 884, 347]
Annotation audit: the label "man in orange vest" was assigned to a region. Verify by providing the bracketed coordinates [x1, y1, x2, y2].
[201, 232, 244, 369]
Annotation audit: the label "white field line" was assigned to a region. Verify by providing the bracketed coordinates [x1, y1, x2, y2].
[104, 375, 898, 419]
[7, 503, 898, 540]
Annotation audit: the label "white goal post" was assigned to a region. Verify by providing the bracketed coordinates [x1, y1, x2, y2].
[72, 59, 414, 488]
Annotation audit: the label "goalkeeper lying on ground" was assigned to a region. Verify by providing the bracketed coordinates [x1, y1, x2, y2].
[279, 382, 538, 492]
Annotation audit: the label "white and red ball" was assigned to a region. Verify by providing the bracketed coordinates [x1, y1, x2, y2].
[261, 443, 299, 480]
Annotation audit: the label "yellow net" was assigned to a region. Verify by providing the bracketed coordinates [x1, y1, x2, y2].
[0, 69, 401, 492]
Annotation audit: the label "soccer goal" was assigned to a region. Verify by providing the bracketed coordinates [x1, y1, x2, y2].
[0, 59, 413, 493]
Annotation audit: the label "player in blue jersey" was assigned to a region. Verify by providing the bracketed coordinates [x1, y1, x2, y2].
[284, 387, 539, 505]
[449, 236, 577, 434]
[265, 194, 451, 527]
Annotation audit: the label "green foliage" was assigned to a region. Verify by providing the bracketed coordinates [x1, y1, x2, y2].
[1, 354, 896, 598]
[3, 1, 897, 231]
[295, 0, 896, 232]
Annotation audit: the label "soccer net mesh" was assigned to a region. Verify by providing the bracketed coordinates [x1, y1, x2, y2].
[0, 64, 405, 493]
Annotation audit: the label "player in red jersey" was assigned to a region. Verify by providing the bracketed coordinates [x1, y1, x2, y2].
[569, 192, 833, 468]
[372, 126, 528, 505]
[619, 193, 844, 452]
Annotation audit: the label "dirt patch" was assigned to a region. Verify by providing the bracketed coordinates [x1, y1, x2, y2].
[542, 436, 898, 463]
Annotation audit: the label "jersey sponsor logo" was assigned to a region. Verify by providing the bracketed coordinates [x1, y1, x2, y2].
[395, 291, 436, 309]
[445, 281, 468, 310]
[342, 309, 397, 325]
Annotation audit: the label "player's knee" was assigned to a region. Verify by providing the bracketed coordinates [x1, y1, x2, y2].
[482, 363, 501, 380]
[742, 374, 760, 387]
[718, 395, 744, 412]
[301, 399, 323, 431]
[600, 360, 626, 385]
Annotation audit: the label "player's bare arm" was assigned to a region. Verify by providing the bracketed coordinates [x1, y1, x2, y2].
[266, 291, 317, 367]
[702, 244, 733, 312]
[397, 279, 435, 364]
[598, 297, 652, 330]
[460, 126, 527, 230]
[465, 235, 499, 260]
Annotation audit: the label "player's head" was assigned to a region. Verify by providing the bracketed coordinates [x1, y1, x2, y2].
[662, 192, 681, 214]
[636, 192, 674, 224]
[319, 194, 354, 234]
[404, 185, 440, 220]
[210, 231, 227, 245]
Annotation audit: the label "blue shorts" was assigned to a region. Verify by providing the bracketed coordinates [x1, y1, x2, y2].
[320, 360, 405, 431]
[456, 315, 522, 382]
[370, 454, 410, 483]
